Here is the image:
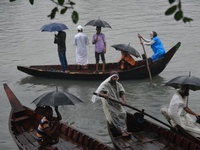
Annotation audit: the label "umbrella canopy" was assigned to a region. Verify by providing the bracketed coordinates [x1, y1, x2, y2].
[32, 90, 83, 107]
[85, 19, 112, 28]
[40, 23, 68, 32]
[111, 43, 141, 58]
[165, 75, 200, 91]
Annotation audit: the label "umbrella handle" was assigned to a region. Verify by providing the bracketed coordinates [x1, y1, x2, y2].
[138, 34, 153, 84]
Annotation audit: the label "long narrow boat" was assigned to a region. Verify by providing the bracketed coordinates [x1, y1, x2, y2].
[4, 83, 113, 150]
[17, 42, 181, 80]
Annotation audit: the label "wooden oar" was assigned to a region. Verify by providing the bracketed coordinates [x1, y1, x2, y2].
[93, 92, 171, 128]
[138, 34, 153, 84]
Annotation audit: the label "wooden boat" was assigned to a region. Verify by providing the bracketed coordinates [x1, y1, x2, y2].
[4, 83, 113, 150]
[108, 109, 200, 150]
[17, 42, 181, 80]
[92, 93, 200, 150]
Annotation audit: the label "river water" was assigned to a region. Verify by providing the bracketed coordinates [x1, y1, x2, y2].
[1, 0, 200, 149]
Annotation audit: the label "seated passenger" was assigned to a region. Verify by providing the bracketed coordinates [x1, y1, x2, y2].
[36, 106, 62, 150]
[118, 51, 135, 70]
[161, 85, 200, 138]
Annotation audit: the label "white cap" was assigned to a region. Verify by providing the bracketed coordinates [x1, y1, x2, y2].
[77, 25, 83, 30]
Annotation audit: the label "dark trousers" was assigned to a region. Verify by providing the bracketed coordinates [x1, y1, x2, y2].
[58, 51, 68, 71]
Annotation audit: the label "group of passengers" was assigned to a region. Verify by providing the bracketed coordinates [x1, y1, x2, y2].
[55, 27, 166, 73]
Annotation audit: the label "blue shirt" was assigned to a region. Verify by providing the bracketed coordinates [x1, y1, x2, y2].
[151, 36, 165, 61]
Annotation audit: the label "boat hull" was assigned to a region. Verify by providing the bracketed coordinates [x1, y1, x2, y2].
[17, 42, 181, 80]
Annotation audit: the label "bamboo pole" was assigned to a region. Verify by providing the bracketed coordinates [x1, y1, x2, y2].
[138, 34, 153, 84]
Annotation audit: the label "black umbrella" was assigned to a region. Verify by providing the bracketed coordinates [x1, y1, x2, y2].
[32, 88, 83, 107]
[165, 74, 200, 106]
[85, 18, 112, 28]
[111, 43, 141, 58]
[165, 75, 200, 91]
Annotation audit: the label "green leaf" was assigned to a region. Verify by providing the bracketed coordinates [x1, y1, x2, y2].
[183, 17, 193, 23]
[50, 12, 56, 19]
[168, 0, 175, 4]
[60, 7, 67, 14]
[58, 0, 64, 6]
[174, 10, 183, 21]
[165, 5, 177, 15]
[48, 7, 58, 19]
[52, 7, 59, 13]
[29, 0, 34, 5]
[178, 1, 182, 9]
[69, 1, 76, 5]
[71, 10, 79, 24]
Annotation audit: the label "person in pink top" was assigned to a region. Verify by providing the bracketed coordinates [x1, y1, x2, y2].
[92, 26, 106, 73]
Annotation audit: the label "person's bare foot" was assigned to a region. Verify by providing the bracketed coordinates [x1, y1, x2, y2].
[122, 131, 129, 136]
[125, 131, 132, 135]
[122, 132, 129, 136]
[64, 70, 70, 73]
[122, 131, 131, 136]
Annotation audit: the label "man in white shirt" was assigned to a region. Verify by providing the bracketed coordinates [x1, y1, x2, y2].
[74, 25, 89, 70]
[164, 85, 200, 137]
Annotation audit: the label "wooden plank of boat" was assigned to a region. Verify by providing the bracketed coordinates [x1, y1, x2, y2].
[4, 84, 113, 150]
[108, 112, 200, 150]
[17, 42, 181, 80]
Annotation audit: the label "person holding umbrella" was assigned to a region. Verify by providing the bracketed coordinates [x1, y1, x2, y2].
[92, 26, 106, 73]
[36, 106, 62, 150]
[54, 30, 69, 73]
[118, 51, 136, 70]
[40, 23, 69, 73]
[138, 31, 165, 62]
[162, 85, 200, 138]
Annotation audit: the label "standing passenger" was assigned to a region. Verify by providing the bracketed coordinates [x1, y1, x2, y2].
[94, 71, 130, 136]
[54, 31, 69, 73]
[74, 25, 89, 70]
[92, 26, 106, 73]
